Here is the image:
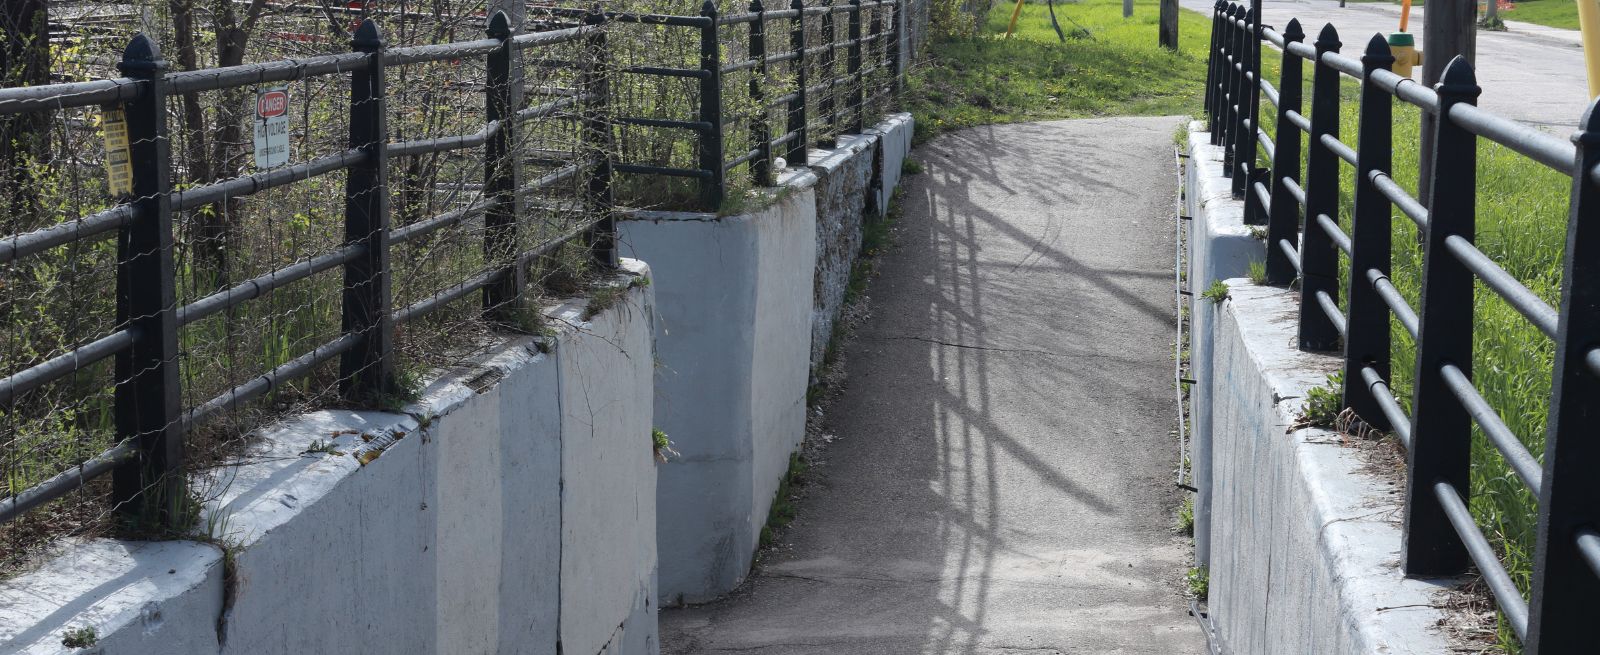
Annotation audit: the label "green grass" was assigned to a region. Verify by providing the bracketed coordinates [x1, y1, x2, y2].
[1501, 0, 1580, 29]
[907, 0, 1213, 144]
[1253, 46, 1572, 654]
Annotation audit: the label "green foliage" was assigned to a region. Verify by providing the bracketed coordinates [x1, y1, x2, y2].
[1185, 566, 1209, 599]
[908, 0, 1211, 144]
[61, 625, 97, 649]
[1247, 260, 1267, 285]
[1177, 496, 1195, 536]
[652, 427, 679, 463]
[760, 453, 809, 549]
[1496, 0, 1576, 29]
[1300, 372, 1344, 429]
[1201, 280, 1228, 304]
[901, 157, 925, 175]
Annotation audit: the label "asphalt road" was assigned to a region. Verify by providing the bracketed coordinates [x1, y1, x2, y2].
[660, 117, 1203, 654]
[1179, 0, 1592, 129]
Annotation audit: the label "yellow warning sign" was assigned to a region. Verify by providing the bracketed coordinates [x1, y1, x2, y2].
[102, 107, 132, 197]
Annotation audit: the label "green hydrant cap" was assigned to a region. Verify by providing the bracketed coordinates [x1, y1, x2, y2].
[1388, 32, 1415, 47]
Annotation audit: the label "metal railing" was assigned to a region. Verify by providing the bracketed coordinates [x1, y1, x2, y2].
[535, 0, 905, 211]
[0, 12, 612, 529]
[1206, 1, 1600, 649]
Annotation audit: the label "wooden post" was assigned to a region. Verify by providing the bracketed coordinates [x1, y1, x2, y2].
[1160, 0, 1179, 49]
[1417, 0, 1476, 204]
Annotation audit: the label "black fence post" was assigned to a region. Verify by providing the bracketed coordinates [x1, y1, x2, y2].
[750, 0, 774, 186]
[787, 0, 809, 166]
[699, 0, 725, 212]
[849, 0, 864, 133]
[110, 34, 184, 528]
[1263, 18, 1303, 285]
[867, 1, 884, 120]
[820, 0, 837, 144]
[1205, 0, 1221, 137]
[1341, 34, 1396, 432]
[1228, 6, 1255, 198]
[483, 11, 520, 322]
[1402, 56, 1480, 576]
[1525, 95, 1600, 653]
[1222, 6, 1235, 163]
[583, 9, 616, 268]
[339, 19, 395, 403]
[1298, 23, 1342, 352]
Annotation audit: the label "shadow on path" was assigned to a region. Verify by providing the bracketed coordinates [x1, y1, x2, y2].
[661, 117, 1203, 655]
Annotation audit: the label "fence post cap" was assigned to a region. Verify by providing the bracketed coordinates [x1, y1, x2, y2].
[702, 0, 718, 16]
[1436, 56, 1480, 98]
[751, 0, 764, 11]
[352, 19, 384, 51]
[1315, 23, 1341, 51]
[1283, 18, 1304, 41]
[486, 11, 512, 38]
[1576, 98, 1600, 146]
[117, 34, 166, 76]
[1362, 33, 1395, 67]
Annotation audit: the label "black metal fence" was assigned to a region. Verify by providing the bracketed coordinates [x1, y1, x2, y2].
[1207, 0, 1599, 649]
[534, 0, 903, 211]
[0, 2, 907, 540]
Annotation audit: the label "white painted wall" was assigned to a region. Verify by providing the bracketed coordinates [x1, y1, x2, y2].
[0, 261, 659, 655]
[1206, 280, 1454, 654]
[620, 172, 819, 605]
[1185, 124, 1262, 567]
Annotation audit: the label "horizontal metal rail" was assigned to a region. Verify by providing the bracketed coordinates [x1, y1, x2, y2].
[1316, 213, 1351, 256]
[622, 65, 708, 79]
[172, 149, 367, 211]
[0, 329, 137, 405]
[168, 53, 369, 94]
[0, 78, 143, 114]
[0, 441, 138, 523]
[615, 163, 713, 178]
[391, 199, 495, 245]
[1439, 363, 1544, 495]
[1358, 365, 1413, 449]
[0, 204, 137, 265]
[184, 332, 362, 429]
[1366, 268, 1420, 338]
[1448, 103, 1575, 173]
[1435, 481, 1530, 641]
[1320, 133, 1358, 167]
[1314, 289, 1346, 336]
[1442, 234, 1559, 339]
[617, 116, 713, 131]
[177, 244, 366, 327]
[1369, 170, 1428, 228]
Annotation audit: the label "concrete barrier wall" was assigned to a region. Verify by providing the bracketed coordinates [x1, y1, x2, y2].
[1184, 124, 1260, 566]
[621, 174, 819, 606]
[625, 113, 914, 605]
[0, 261, 659, 655]
[1206, 281, 1454, 654]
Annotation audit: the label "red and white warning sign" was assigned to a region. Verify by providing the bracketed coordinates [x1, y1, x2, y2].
[253, 87, 290, 169]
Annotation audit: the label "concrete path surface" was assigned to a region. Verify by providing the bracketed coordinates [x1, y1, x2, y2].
[1177, 0, 1592, 128]
[659, 117, 1202, 654]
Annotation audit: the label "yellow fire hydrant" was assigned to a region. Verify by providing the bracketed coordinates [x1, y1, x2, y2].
[1389, 32, 1422, 79]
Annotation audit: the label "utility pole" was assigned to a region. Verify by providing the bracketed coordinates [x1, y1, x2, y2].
[1418, 0, 1477, 204]
[1160, 0, 1178, 48]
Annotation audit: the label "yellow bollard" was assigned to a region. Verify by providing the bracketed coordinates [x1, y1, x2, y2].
[1578, 0, 1600, 97]
[1389, 32, 1421, 79]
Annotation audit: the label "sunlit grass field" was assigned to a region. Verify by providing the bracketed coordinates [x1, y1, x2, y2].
[906, 0, 1212, 143]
